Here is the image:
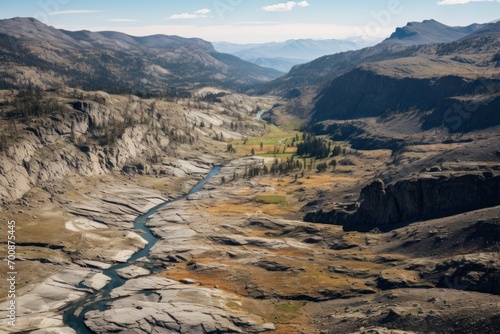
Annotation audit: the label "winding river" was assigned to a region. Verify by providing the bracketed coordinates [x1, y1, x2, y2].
[63, 166, 221, 333]
[255, 110, 270, 121]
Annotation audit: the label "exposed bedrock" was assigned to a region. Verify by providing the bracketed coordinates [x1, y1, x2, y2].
[305, 174, 500, 232]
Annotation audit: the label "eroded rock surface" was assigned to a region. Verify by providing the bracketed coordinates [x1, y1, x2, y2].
[84, 277, 275, 334]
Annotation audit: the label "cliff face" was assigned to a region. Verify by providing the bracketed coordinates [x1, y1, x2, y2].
[422, 94, 500, 133]
[305, 174, 500, 232]
[0, 99, 163, 203]
[311, 68, 497, 122]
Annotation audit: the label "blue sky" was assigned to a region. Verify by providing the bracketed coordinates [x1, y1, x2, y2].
[0, 0, 499, 43]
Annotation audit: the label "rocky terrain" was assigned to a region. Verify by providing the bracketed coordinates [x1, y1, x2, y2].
[0, 85, 282, 333]
[306, 174, 500, 232]
[0, 16, 499, 334]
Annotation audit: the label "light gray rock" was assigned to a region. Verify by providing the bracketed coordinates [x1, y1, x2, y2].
[116, 265, 150, 279]
[77, 260, 112, 269]
[0, 267, 96, 332]
[83, 272, 111, 290]
[85, 276, 274, 334]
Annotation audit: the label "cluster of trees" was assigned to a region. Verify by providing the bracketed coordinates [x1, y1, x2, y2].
[8, 85, 63, 121]
[236, 155, 339, 181]
[316, 162, 328, 172]
[200, 92, 226, 103]
[295, 133, 345, 159]
[296, 133, 331, 159]
[243, 156, 305, 179]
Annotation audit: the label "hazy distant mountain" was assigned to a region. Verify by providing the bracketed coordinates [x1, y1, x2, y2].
[0, 17, 282, 94]
[382, 19, 484, 45]
[213, 38, 378, 72]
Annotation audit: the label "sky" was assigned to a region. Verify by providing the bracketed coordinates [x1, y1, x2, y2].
[0, 0, 499, 43]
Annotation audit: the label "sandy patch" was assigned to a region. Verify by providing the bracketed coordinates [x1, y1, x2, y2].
[65, 218, 108, 232]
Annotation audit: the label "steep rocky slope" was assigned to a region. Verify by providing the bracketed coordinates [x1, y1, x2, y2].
[0, 87, 274, 204]
[311, 69, 497, 122]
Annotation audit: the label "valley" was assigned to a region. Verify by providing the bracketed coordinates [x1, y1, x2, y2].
[0, 15, 499, 334]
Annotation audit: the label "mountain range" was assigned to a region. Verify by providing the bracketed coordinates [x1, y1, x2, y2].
[257, 19, 500, 133]
[1, 16, 498, 132]
[0, 17, 281, 96]
[213, 38, 378, 72]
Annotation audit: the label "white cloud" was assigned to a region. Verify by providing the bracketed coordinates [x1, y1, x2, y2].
[437, 0, 499, 4]
[167, 8, 211, 20]
[49, 10, 102, 16]
[261, 1, 310, 12]
[194, 9, 211, 15]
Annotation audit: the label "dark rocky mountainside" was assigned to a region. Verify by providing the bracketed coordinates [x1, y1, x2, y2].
[254, 20, 499, 129]
[421, 93, 500, 132]
[311, 70, 497, 122]
[305, 174, 500, 232]
[0, 17, 282, 95]
[310, 23, 500, 132]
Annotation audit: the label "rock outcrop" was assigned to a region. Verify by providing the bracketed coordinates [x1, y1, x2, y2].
[305, 174, 500, 232]
[0, 90, 259, 204]
[84, 276, 275, 334]
[0, 267, 107, 333]
[424, 253, 500, 295]
[421, 93, 500, 133]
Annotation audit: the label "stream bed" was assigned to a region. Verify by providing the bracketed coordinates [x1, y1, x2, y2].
[63, 166, 221, 333]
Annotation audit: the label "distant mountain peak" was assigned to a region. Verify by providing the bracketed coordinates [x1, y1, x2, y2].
[383, 19, 484, 46]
